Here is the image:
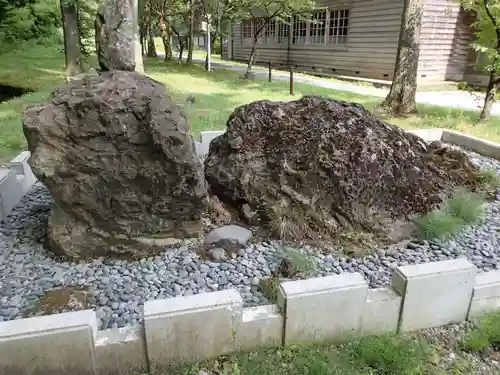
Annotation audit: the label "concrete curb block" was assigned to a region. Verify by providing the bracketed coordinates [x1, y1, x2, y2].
[94, 326, 148, 375]
[391, 259, 477, 332]
[144, 289, 243, 370]
[278, 273, 368, 345]
[469, 271, 500, 319]
[0, 151, 37, 222]
[0, 310, 98, 375]
[361, 288, 402, 335]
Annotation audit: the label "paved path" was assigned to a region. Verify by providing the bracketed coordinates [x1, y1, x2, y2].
[170, 55, 500, 116]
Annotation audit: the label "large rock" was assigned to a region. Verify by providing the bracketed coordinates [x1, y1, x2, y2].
[204, 96, 480, 243]
[95, 0, 136, 71]
[23, 70, 206, 259]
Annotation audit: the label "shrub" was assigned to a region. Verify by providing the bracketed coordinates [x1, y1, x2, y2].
[413, 188, 485, 240]
[475, 169, 500, 190]
[456, 81, 469, 91]
[413, 210, 462, 240]
[462, 312, 500, 352]
[282, 246, 316, 275]
[445, 189, 485, 224]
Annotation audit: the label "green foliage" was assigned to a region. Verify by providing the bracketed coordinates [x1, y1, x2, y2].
[175, 334, 434, 375]
[457, 81, 470, 91]
[461, 0, 500, 73]
[282, 246, 316, 275]
[0, 0, 61, 48]
[413, 188, 485, 240]
[78, 0, 99, 56]
[462, 311, 500, 352]
[346, 335, 429, 375]
[413, 210, 462, 240]
[475, 168, 500, 189]
[0, 0, 98, 54]
[445, 189, 485, 224]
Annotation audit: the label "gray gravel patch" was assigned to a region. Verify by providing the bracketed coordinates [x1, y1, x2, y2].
[1, 146, 500, 330]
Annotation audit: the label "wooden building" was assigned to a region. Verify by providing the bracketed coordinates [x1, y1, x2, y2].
[222, 0, 488, 86]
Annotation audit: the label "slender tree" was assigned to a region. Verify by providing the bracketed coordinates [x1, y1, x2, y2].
[60, 0, 84, 76]
[462, 0, 500, 120]
[149, 0, 179, 60]
[171, 25, 188, 61]
[199, 0, 239, 69]
[147, 22, 158, 56]
[131, 0, 145, 72]
[186, 0, 196, 63]
[381, 0, 423, 116]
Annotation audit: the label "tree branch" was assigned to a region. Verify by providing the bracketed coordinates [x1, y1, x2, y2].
[483, 0, 500, 49]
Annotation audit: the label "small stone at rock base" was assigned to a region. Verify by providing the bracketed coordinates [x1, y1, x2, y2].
[207, 247, 227, 262]
[205, 225, 252, 246]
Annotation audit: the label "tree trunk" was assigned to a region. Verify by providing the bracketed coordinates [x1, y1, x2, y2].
[158, 16, 172, 60]
[147, 24, 157, 57]
[141, 35, 147, 56]
[481, 69, 497, 120]
[179, 38, 185, 62]
[186, 0, 195, 64]
[382, 0, 423, 116]
[131, 0, 144, 73]
[140, 24, 147, 56]
[245, 39, 258, 77]
[60, 0, 83, 76]
[204, 33, 216, 70]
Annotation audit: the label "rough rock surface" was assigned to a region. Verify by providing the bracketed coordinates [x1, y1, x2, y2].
[23, 70, 206, 259]
[95, 0, 136, 71]
[205, 96, 480, 243]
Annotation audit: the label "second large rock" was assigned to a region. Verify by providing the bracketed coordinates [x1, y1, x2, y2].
[23, 71, 206, 259]
[204, 96, 480, 243]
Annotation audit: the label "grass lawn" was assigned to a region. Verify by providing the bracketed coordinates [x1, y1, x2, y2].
[1, 43, 500, 162]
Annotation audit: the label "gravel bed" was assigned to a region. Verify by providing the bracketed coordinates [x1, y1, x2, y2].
[1, 146, 500, 330]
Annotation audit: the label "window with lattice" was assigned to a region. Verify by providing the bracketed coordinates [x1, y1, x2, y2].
[309, 10, 327, 45]
[242, 19, 253, 45]
[254, 18, 266, 44]
[264, 20, 276, 44]
[328, 9, 349, 45]
[292, 16, 307, 44]
[277, 20, 289, 45]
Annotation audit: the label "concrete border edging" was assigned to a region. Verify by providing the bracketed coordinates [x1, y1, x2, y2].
[0, 310, 98, 375]
[391, 259, 477, 332]
[0, 260, 500, 373]
[94, 326, 148, 375]
[469, 271, 500, 319]
[143, 289, 243, 371]
[278, 273, 368, 345]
